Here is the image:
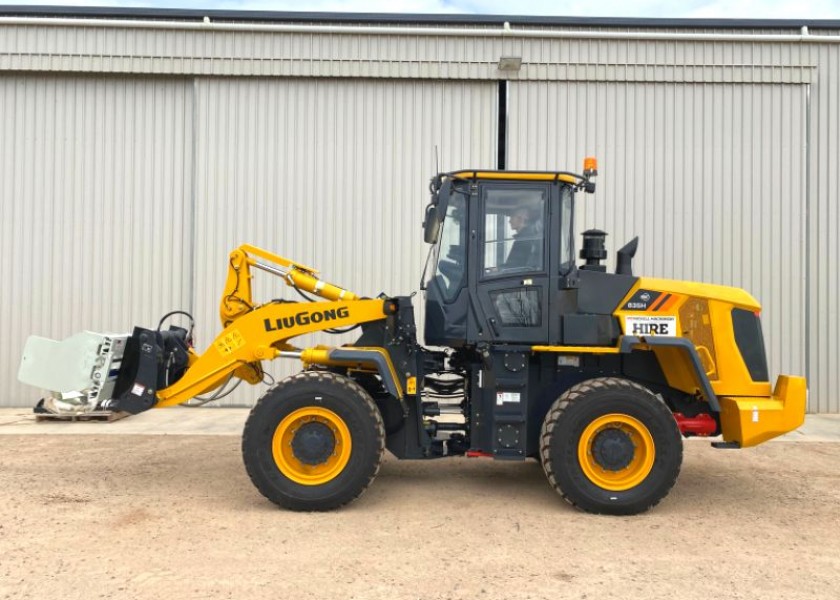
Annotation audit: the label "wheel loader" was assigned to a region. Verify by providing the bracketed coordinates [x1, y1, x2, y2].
[18, 159, 806, 515]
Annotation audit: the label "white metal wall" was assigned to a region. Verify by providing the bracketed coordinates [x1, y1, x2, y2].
[0, 22, 816, 84]
[192, 78, 497, 405]
[508, 80, 807, 403]
[0, 75, 495, 408]
[2, 18, 839, 411]
[0, 75, 194, 406]
[808, 43, 840, 414]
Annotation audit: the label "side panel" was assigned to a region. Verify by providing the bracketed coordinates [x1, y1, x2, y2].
[614, 279, 773, 399]
[470, 347, 533, 459]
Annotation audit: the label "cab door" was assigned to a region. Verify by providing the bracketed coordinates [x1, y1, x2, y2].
[471, 183, 551, 344]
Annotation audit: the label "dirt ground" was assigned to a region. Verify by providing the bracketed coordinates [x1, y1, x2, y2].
[1, 436, 838, 600]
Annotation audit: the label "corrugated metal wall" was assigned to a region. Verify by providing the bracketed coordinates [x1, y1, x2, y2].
[0, 23, 816, 84]
[0, 75, 194, 406]
[508, 80, 807, 401]
[0, 75, 495, 408]
[808, 43, 840, 414]
[192, 78, 497, 405]
[1, 19, 838, 411]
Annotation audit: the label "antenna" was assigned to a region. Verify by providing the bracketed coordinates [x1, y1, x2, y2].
[435, 145, 440, 174]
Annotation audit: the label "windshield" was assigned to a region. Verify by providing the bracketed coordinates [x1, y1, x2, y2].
[425, 194, 467, 302]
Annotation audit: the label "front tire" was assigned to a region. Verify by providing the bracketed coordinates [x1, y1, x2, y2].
[242, 371, 385, 511]
[540, 377, 682, 515]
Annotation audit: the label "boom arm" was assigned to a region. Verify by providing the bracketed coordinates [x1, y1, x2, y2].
[155, 245, 389, 407]
[221, 244, 361, 327]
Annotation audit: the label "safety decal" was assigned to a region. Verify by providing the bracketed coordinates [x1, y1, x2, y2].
[624, 315, 677, 337]
[496, 391, 521, 405]
[215, 329, 246, 356]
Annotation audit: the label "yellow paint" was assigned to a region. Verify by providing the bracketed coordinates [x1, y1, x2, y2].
[614, 278, 774, 398]
[271, 407, 352, 485]
[630, 277, 760, 310]
[239, 243, 318, 274]
[695, 345, 717, 377]
[719, 375, 807, 447]
[220, 244, 357, 327]
[532, 345, 622, 354]
[156, 299, 387, 407]
[607, 278, 806, 447]
[448, 170, 579, 184]
[300, 347, 333, 366]
[577, 414, 656, 492]
[300, 346, 404, 398]
[648, 345, 703, 396]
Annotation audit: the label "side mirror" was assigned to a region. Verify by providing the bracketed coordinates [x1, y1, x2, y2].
[423, 204, 442, 244]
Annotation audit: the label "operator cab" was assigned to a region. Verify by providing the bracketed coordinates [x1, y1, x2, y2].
[422, 163, 637, 348]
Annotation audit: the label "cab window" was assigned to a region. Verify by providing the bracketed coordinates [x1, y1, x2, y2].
[559, 185, 574, 274]
[430, 195, 467, 301]
[482, 186, 546, 276]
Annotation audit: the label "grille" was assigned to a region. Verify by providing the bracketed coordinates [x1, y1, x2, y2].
[679, 298, 718, 381]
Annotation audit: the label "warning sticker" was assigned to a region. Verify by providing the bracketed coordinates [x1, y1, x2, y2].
[131, 383, 146, 397]
[496, 392, 521, 406]
[624, 315, 677, 337]
[215, 329, 246, 356]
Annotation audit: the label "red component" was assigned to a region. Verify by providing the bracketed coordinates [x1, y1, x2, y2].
[466, 450, 494, 458]
[673, 412, 718, 436]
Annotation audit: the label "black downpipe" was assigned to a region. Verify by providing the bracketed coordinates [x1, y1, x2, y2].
[497, 80, 507, 170]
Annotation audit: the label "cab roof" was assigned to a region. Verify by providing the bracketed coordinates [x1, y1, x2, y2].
[445, 170, 581, 185]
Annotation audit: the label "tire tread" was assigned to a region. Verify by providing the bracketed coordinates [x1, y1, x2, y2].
[539, 377, 682, 514]
[242, 370, 386, 511]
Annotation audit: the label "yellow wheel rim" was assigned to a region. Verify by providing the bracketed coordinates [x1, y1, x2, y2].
[271, 407, 352, 486]
[577, 413, 655, 492]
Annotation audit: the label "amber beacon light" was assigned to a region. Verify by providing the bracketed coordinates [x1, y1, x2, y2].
[583, 156, 598, 177]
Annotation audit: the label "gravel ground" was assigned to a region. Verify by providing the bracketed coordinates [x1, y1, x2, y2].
[1, 435, 838, 600]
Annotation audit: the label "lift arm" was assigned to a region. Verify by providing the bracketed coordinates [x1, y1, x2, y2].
[154, 245, 390, 407]
[220, 244, 361, 327]
[156, 298, 389, 407]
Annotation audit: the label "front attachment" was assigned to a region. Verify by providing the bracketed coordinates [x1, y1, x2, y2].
[19, 331, 130, 416]
[109, 326, 191, 414]
[18, 326, 191, 417]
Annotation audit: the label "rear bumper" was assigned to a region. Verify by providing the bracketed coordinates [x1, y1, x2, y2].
[719, 375, 807, 447]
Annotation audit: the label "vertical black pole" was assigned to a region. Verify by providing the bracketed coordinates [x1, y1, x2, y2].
[497, 80, 507, 170]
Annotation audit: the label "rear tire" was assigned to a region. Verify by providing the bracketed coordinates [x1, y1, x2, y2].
[540, 377, 682, 515]
[242, 371, 385, 511]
